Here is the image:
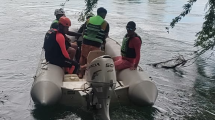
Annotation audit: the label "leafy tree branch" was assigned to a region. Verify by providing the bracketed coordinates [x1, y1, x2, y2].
[169, 0, 215, 56]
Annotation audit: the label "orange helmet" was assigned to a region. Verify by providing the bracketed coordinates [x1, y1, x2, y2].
[59, 16, 71, 27]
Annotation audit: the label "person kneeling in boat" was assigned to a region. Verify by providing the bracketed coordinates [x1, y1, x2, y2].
[51, 8, 82, 61]
[44, 16, 79, 74]
[114, 21, 142, 71]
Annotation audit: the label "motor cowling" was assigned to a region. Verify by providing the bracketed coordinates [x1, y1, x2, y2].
[86, 55, 116, 120]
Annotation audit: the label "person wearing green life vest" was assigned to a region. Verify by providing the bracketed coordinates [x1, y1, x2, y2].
[78, 7, 110, 78]
[114, 21, 142, 71]
[50, 8, 65, 29]
[50, 8, 82, 38]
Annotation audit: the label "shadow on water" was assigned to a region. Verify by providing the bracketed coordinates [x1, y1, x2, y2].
[194, 58, 215, 102]
[183, 57, 215, 120]
[31, 103, 159, 120]
[31, 104, 94, 120]
[172, 68, 185, 77]
[110, 105, 160, 120]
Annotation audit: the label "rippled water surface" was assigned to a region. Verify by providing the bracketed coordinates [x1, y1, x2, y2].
[1, 0, 214, 120]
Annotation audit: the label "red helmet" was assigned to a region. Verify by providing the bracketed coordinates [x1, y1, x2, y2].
[59, 16, 71, 27]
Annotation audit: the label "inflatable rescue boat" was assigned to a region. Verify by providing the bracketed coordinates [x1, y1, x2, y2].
[30, 37, 158, 120]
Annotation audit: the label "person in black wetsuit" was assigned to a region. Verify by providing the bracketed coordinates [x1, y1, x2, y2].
[44, 16, 80, 74]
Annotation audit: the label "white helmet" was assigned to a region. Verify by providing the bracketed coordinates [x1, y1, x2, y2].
[54, 8, 65, 16]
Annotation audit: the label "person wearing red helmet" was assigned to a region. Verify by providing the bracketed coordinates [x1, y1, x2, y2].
[43, 16, 79, 74]
[51, 8, 82, 37]
[51, 8, 82, 61]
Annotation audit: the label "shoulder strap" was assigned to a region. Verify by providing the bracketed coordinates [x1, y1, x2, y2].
[131, 33, 142, 44]
[136, 34, 142, 44]
[47, 28, 57, 35]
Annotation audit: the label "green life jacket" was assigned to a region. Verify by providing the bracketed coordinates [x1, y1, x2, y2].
[52, 19, 58, 24]
[83, 15, 107, 43]
[121, 33, 142, 58]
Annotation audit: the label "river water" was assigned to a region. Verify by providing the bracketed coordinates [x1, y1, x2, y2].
[0, 0, 214, 120]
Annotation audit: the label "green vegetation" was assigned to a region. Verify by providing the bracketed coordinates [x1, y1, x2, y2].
[170, 0, 215, 56]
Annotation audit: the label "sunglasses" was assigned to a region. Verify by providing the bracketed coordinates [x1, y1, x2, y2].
[126, 27, 134, 31]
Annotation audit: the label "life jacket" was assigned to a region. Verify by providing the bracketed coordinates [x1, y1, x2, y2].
[121, 33, 142, 58]
[52, 19, 58, 24]
[43, 29, 65, 62]
[83, 15, 107, 43]
[50, 19, 59, 29]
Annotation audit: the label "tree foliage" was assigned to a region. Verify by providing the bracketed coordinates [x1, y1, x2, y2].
[170, 0, 215, 55]
[78, 0, 98, 21]
[170, 0, 197, 28]
[60, 0, 97, 21]
[195, 0, 215, 52]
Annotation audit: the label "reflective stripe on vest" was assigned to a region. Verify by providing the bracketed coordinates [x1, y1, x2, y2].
[83, 15, 107, 43]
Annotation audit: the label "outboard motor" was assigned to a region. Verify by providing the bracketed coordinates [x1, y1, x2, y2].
[86, 55, 116, 120]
